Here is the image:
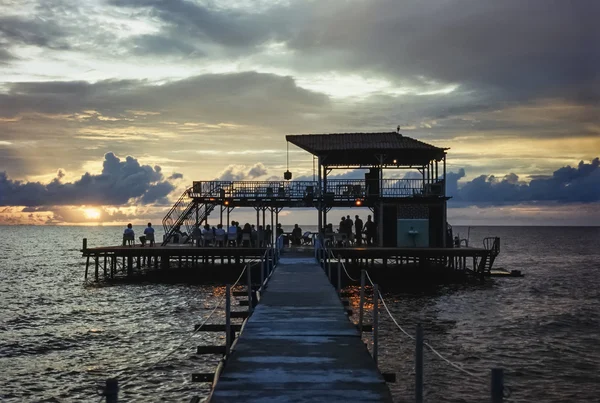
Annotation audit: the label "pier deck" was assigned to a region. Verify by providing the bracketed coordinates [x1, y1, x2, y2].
[210, 255, 393, 402]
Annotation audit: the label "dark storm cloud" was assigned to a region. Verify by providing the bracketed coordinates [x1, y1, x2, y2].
[0, 72, 328, 125]
[447, 158, 600, 205]
[108, 0, 600, 105]
[0, 152, 180, 206]
[0, 16, 69, 49]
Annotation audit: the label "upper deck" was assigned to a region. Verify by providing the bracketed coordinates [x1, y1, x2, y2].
[190, 178, 446, 207]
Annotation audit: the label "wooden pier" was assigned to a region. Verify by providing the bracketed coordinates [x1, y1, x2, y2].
[208, 254, 393, 402]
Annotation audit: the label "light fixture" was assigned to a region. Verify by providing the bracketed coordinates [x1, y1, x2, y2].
[355, 199, 363, 206]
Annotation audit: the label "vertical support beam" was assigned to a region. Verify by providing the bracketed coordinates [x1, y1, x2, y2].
[415, 324, 424, 403]
[359, 269, 366, 333]
[337, 255, 341, 293]
[373, 283, 379, 365]
[95, 254, 99, 281]
[105, 378, 118, 403]
[327, 255, 331, 282]
[82, 238, 87, 250]
[85, 255, 90, 280]
[491, 368, 504, 403]
[220, 205, 223, 226]
[270, 207, 274, 246]
[225, 284, 231, 356]
[317, 156, 323, 232]
[127, 255, 133, 276]
[260, 254, 265, 286]
[247, 264, 253, 314]
[323, 164, 328, 228]
[103, 254, 107, 277]
[256, 207, 260, 234]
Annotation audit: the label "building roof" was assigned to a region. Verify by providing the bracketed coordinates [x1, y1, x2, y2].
[286, 132, 446, 166]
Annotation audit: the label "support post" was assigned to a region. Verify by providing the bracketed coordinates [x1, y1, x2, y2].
[247, 264, 253, 314]
[327, 254, 331, 282]
[85, 255, 90, 280]
[225, 284, 231, 356]
[95, 254, 99, 281]
[337, 256, 341, 293]
[105, 378, 118, 403]
[359, 269, 366, 333]
[260, 254, 265, 286]
[491, 368, 504, 403]
[83, 238, 87, 250]
[373, 283, 379, 365]
[416, 324, 424, 403]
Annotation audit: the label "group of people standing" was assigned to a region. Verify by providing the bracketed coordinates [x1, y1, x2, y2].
[322, 214, 376, 246]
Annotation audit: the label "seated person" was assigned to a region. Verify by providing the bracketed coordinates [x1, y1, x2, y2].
[215, 224, 226, 246]
[191, 224, 202, 246]
[227, 221, 237, 245]
[143, 222, 155, 247]
[123, 223, 135, 246]
[291, 224, 302, 245]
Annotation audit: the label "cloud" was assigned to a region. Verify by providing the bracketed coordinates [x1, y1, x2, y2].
[216, 163, 270, 181]
[448, 158, 600, 205]
[0, 152, 179, 206]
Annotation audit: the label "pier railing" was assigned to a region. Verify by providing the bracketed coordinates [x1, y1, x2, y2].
[314, 240, 509, 402]
[188, 178, 445, 200]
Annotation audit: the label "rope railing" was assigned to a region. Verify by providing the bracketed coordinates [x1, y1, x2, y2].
[363, 271, 483, 377]
[95, 261, 253, 402]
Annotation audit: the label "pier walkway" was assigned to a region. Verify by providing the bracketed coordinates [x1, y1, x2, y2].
[210, 254, 393, 402]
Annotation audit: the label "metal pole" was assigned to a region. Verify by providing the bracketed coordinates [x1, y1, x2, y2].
[83, 238, 87, 250]
[373, 283, 379, 365]
[260, 254, 265, 286]
[247, 264, 253, 314]
[416, 324, 424, 403]
[327, 253, 331, 282]
[105, 378, 118, 403]
[491, 368, 504, 403]
[359, 270, 366, 333]
[337, 255, 341, 293]
[225, 284, 231, 356]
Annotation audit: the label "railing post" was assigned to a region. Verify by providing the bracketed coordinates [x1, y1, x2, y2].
[247, 264, 253, 314]
[358, 269, 366, 333]
[105, 378, 118, 403]
[260, 254, 265, 286]
[373, 283, 379, 366]
[415, 324, 424, 403]
[225, 284, 231, 356]
[327, 253, 331, 282]
[83, 238, 87, 250]
[491, 368, 504, 403]
[337, 255, 341, 293]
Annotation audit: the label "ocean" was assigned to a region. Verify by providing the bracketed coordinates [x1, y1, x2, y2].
[0, 225, 599, 402]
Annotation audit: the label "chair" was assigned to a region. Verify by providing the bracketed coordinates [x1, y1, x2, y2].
[202, 232, 214, 247]
[215, 233, 225, 247]
[301, 232, 312, 245]
[242, 233, 252, 247]
[123, 234, 135, 247]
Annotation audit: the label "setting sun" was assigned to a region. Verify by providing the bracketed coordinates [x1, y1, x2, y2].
[83, 208, 101, 220]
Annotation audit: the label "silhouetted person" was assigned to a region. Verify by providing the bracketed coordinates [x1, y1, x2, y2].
[345, 215, 353, 238]
[143, 222, 155, 247]
[364, 215, 376, 246]
[265, 225, 272, 246]
[354, 215, 363, 246]
[291, 224, 302, 245]
[123, 223, 134, 246]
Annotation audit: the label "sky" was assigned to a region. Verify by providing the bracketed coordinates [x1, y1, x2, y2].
[0, 0, 599, 226]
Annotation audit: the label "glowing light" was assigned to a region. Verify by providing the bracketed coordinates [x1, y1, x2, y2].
[355, 199, 363, 206]
[83, 208, 101, 220]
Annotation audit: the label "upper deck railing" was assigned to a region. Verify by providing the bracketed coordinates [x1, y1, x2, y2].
[189, 179, 445, 200]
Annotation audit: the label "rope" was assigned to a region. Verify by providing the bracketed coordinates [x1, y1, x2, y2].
[95, 263, 251, 398]
[367, 270, 485, 379]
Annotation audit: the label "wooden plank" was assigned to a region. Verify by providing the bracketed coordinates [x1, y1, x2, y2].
[192, 373, 215, 383]
[230, 311, 250, 319]
[196, 345, 226, 355]
[195, 324, 242, 332]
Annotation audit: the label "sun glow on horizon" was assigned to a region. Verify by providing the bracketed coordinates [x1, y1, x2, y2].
[83, 208, 101, 220]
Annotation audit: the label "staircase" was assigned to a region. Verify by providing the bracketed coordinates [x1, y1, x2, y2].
[478, 237, 501, 273]
[161, 185, 217, 246]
